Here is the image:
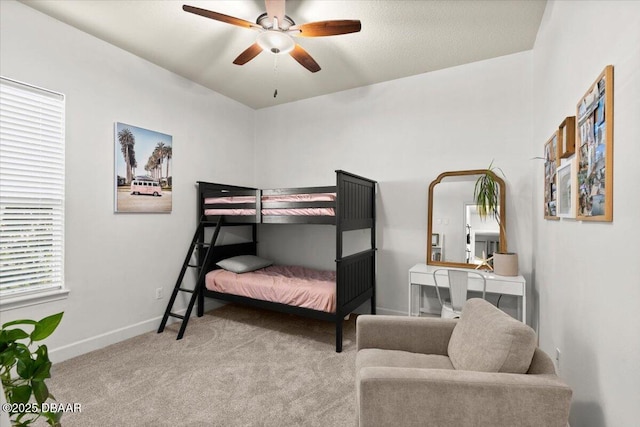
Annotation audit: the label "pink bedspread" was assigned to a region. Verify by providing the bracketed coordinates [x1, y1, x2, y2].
[204, 193, 335, 204]
[262, 208, 335, 216]
[204, 209, 257, 216]
[205, 196, 256, 204]
[203, 208, 334, 216]
[205, 265, 336, 313]
[204, 193, 336, 216]
[262, 193, 336, 202]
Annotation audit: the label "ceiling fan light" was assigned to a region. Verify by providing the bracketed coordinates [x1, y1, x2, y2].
[257, 31, 295, 55]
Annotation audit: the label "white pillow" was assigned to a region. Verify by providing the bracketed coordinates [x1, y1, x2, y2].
[216, 255, 273, 273]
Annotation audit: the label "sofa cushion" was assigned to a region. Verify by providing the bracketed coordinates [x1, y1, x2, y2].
[448, 298, 536, 374]
[357, 348, 454, 373]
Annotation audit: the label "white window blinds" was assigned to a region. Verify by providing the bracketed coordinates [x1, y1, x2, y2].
[0, 77, 65, 298]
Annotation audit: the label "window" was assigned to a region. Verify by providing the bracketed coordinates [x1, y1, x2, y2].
[0, 77, 66, 304]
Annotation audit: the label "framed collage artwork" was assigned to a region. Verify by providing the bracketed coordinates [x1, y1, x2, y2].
[575, 65, 613, 221]
[558, 116, 576, 159]
[556, 159, 575, 218]
[544, 131, 560, 219]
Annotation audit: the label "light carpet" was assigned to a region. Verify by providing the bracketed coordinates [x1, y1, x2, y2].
[45, 304, 358, 427]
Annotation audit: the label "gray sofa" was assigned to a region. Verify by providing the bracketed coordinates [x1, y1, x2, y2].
[355, 298, 572, 426]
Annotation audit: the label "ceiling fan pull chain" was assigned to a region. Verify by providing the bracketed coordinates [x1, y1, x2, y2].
[273, 54, 279, 98]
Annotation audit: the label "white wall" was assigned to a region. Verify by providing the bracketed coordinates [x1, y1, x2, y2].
[532, 1, 640, 426]
[0, 1, 255, 361]
[255, 51, 534, 317]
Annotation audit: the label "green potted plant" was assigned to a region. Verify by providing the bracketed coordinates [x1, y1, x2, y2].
[474, 162, 519, 276]
[0, 312, 64, 427]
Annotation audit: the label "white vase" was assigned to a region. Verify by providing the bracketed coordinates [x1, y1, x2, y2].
[493, 252, 519, 276]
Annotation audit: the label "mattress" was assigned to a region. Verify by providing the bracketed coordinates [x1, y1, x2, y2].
[205, 265, 336, 313]
[204, 193, 336, 217]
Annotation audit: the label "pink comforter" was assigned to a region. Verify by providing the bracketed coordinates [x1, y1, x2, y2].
[204, 193, 336, 204]
[205, 265, 336, 313]
[204, 193, 336, 217]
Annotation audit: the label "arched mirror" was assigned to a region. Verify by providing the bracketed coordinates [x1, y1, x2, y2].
[427, 170, 506, 269]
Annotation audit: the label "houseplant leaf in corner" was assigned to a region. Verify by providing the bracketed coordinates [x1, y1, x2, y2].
[1, 312, 64, 427]
[473, 161, 519, 276]
[31, 313, 63, 342]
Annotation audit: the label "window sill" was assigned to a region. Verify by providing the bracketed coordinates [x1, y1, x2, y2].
[0, 288, 70, 312]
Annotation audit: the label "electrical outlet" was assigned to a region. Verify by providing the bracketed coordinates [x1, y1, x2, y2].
[155, 288, 163, 299]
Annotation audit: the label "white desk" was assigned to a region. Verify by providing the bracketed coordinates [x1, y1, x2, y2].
[408, 263, 526, 323]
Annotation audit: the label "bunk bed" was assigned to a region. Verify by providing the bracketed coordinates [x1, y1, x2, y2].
[194, 170, 377, 352]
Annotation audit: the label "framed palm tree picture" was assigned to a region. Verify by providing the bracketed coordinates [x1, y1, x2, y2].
[115, 122, 173, 213]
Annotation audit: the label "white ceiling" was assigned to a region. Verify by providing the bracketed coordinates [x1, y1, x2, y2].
[20, 0, 547, 109]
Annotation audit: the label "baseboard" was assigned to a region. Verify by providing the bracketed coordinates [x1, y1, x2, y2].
[350, 304, 406, 316]
[374, 307, 407, 316]
[49, 300, 224, 363]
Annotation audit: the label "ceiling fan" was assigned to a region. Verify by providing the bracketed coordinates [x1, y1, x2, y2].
[183, 0, 362, 73]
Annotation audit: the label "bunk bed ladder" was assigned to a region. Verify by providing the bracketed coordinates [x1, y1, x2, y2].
[157, 217, 223, 339]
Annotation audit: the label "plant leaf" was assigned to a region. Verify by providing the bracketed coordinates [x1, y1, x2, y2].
[16, 413, 35, 426]
[33, 360, 52, 381]
[42, 410, 64, 426]
[10, 384, 32, 404]
[35, 344, 49, 361]
[0, 346, 16, 368]
[474, 168, 501, 222]
[1, 328, 30, 343]
[31, 313, 63, 342]
[1, 319, 37, 329]
[14, 343, 31, 358]
[32, 379, 49, 404]
[15, 411, 35, 426]
[16, 356, 33, 380]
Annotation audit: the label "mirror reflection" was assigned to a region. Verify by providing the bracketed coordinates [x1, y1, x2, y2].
[427, 170, 505, 268]
[464, 203, 500, 263]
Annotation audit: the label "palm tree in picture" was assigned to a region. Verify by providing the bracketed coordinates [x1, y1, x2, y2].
[145, 157, 154, 180]
[129, 147, 137, 179]
[117, 128, 135, 184]
[154, 142, 165, 181]
[148, 150, 161, 181]
[132, 158, 137, 178]
[154, 150, 162, 181]
[163, 145, 172, 187]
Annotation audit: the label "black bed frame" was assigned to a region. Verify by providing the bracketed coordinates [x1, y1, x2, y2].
[194, 170, 376, 352]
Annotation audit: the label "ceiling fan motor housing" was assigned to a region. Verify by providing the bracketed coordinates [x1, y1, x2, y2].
[256, 12, 295, 30]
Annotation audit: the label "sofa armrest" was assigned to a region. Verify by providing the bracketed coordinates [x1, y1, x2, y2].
[357, 367, 572, 427]
[356, 315, 457, 355]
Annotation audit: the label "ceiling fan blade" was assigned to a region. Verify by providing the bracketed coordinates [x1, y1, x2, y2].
[183, 5, 260, 30]
[233, 43, 264, 65]
[290, 44, 321, 73]
[291, 20, 362, 37]
[265, 0, 286, 27]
